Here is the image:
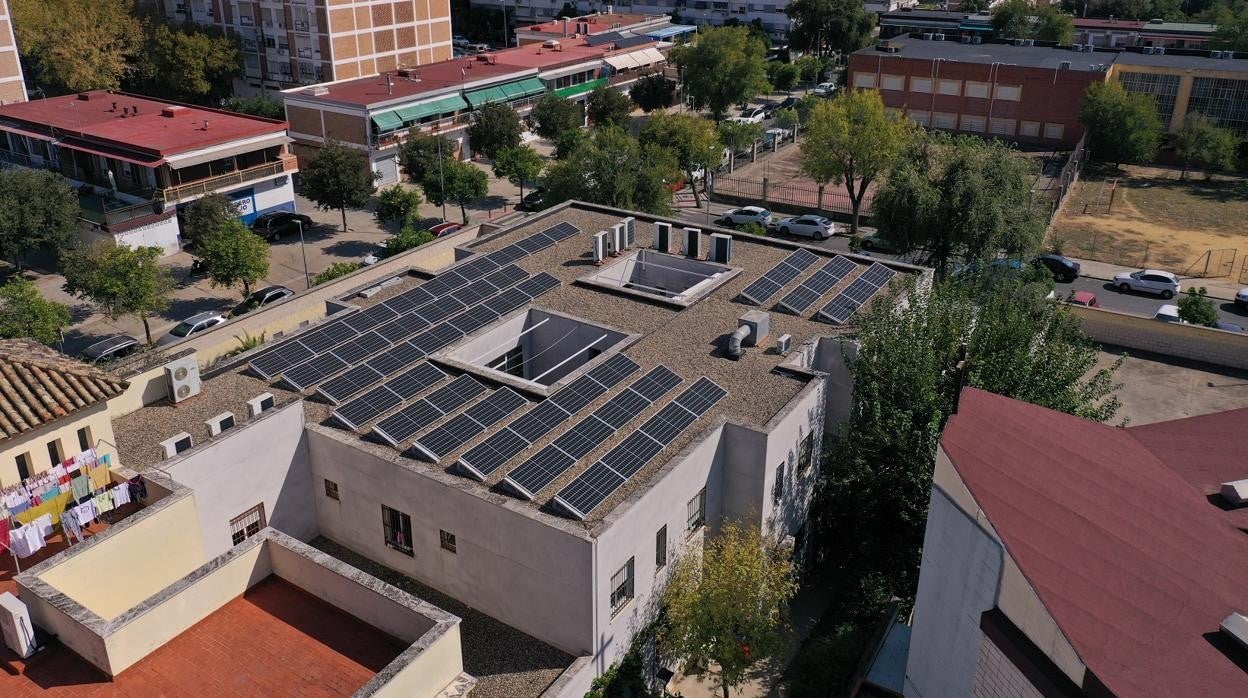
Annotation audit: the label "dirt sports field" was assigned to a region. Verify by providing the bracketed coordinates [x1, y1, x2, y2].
[1050, 165, 1248, 278]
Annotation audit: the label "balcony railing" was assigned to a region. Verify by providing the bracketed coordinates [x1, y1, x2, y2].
[161, 157, 294, 204]
[78, 193, 164, 227]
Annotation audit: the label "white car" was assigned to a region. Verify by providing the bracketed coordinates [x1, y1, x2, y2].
[772, 214, 834, 240]
[716, 206, 771, 227]
[1113, 269, 1181, 299]
[812, 82, 837, 97]
[1236, 287, 1248, 310]
[736, 107, 767, 123]
[158, 311, 227, 346]
[1153, 304, 1182, 323]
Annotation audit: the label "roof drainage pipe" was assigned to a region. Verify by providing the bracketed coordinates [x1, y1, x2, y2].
[727, 324, 752, 360]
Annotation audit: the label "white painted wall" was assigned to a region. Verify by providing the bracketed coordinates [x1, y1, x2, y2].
[112, 216, 182, 257]
[159, 401, 318, 558]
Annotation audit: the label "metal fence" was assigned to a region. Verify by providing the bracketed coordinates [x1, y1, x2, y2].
[710, 174, 868, 218]
[1038, 134, 1088, 223]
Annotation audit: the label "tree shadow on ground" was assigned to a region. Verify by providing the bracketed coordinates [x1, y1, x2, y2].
[464, 195, 509, 214]
[160, 295, 232, 322]
[323, 239, 378, 259]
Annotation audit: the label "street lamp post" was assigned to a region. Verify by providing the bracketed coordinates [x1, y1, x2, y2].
[433, 124, 448, 220]
[295, 219, 311, 289]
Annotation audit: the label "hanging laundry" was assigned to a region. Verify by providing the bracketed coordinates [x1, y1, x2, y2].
[70, 475, 91, 501]
[0, 517, 9, 552]
[87, 465, 111, 492]
[93, 491, 114, 515]
[111, 484, 131, 507]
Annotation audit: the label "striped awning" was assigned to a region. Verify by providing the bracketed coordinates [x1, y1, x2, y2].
[465, 77, 546, 108]
[370, 110, 403, 132]
[395, 94, 469, 122]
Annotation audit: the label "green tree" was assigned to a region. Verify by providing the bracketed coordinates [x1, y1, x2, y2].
[530, 93, 582, 140]
[1080, 81, 1162, 166]
[672, 27, 770, 121]
[1034, 4, 1075, 43]
[874, 134, 1046, 278]
[197, 220, 270, 297]
[774, 107, 800, 137]
[718, 120, 764, 154]
[630, 73, 676, 113]
[1178, 287, 1219, 326]
[640, 111, 721, 205]
[493, 144, 544, 203]
[423, 158, 488, 223]
[0, 169, 81, 268]
[554, 127, 588, 160]
[312, 261, 361, 285]
[12, 0, 143, 91]
[991, 0, 1033, 38]
[1173, 114, 1238, 180]
[766, 61, 800, 94]
[0, 278, 70, 345]
[661, 521, 798, 698]
[960, 0, 991, 10]
[381, 226, 435, 258]
[586, 85, 634, 129]
[466, 102, 523, 160]
[180, 193, 239, 248]
[222, 95, 285, 119]
[810, 274, 1121, 619]
[301, 140, 381, 231]
[1210, 7, 1248, 51]
[794, 55, 827, 84]
[398, 131, 452, 184]
[801, 89, 916, 235]
[375, 184, 423, 226]
[785, 0, 875, 57]
[131, 23, 240, 104]
[61, 243, 173, 344]
[543, 126, 678, 214]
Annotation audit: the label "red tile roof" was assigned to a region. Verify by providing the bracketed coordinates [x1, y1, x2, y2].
[1072, 18, 1146, 29]
[942, 388, 1248, 697]
[0, 340, 127, 440]
[0, 91, 288, 158]
[522, 13, 663, 35]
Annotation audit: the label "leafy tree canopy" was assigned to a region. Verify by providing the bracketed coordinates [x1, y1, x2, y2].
[672, 27, 770, 121]
[530, 93, 582, 140]
[422, 158, 488, 223]
[493, 145, 544, 202]
[312, 261, 361, 286]
[301, 140, 380, 231]
[467, 102, 523, 160]
[222, 95, 285, 120]
[1080, 80, 1163, 166]
[766, 61, 800, 94]
[181, 193, 240, 248]
[375, 184, 423, 227]
[61, 243, 173, 344]
[992, 0, 1074, 43]
[12, 0, 143, 92]
[630, 73, 676, 113]
[131, 23, 240, 104]
[1172, 114, 1238, 179]
[1178, 287, 1219, 326]
[1210, 5, 1248, 51]
[640, 111, 721, 205]
[0, 278, 70, 345]
[398, 131, 453, 184]
[718, 120, 764, 152]
[586, 84, 634, 129]
[197, 220, 271, 297]
[785, 0, 875, 56]
[0, 168, 81, 267]
[544, 126, 678, 215]
[382, 226, 435, 258]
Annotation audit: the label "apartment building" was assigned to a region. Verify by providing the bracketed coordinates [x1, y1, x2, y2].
[906, 388, 1248, 696]
[156, 0, 454, 94]
[512, 11, 691, 45]
[74, 200, 927, 694]
[282, 36, 669, 183]
[0, 91, 297, 255]
[0, 0, 25, 105]
[848, 36, 1248, 147]
[478, 0, 796, 40]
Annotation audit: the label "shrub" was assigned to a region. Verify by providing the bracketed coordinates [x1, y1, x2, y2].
[739, 221, 767, 236]
[382, 227, 434, 258]
[313, 261, 361, 286]
[375, 185, 423, 226]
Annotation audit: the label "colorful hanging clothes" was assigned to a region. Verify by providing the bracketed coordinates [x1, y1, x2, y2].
[87, 465, 111, 492]
[111, 484, 131, 507]
[70, 475, 91, 501]
[93, 491, 114, 515]
[14, 491, 71, 526]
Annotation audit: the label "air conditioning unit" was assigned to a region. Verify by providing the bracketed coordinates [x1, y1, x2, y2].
[1013, 38, 1025, 46]
[971, 35, 982, 45]
[710, 233, 733, 264]
[654, 221, 672, 253]
[206, 412, 236, 437]
[1023, 39, 1034, 46]
[776, 333, 792, 355]
[1143, 46, 1155, 54]
[160, 432, 194, 459]
[934, 33, 946, 41]
[960, 35, 972, 44]
[0, 592, 35, 659]
[1059, 60, 1072, 70]
[247, 392, 275, 418]
[164, 355, 201, 403]
[622, 217, 636, 248]
[684, 227, 701, 258]
[1211, 50, 1224, 59]
[592, 230, 610, 265]
[1072, 43, 1084, 52]
[1156, 47, 1166, 55]
[610, 223, 625, 256]
[922, 33, 934, 41]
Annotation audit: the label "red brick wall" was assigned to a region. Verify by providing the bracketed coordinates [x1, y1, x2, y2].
[847, 50, 1107, 148]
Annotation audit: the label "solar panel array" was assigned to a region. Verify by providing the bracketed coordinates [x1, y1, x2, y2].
[411, 387, 528, 462]
[372, 375, 488, 446]
[456, 354, 640, 480]
[776, 256, 859, 314]
[502, 365, 683, 500]
[738, 248, 820, 306]
[815, 263, 898, 325]
[553, 377, 728, 520]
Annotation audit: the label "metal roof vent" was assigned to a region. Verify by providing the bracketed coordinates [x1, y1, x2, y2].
[160, 432, 194, 459]
[1220, 479, 1248, 507]
[1221, 613, 1248, 651]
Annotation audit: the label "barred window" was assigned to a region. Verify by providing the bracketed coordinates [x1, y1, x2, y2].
[1117, 71, 1181, 129]
[382, 505, 413, 555]
[686, 488, 706, 533]
[610, 557, 635, 614]
[1187, 76, 1248, 138]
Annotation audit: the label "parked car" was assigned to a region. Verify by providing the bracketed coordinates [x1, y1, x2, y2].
[1068, 290, 1099, 307]
[858, 233, 898, 253]
[1236, 287, 1248, 310]
[759, 102, 780, 118]
[158, 311, 227, 346]
[812, 82, 837, 97]
[517, 188, 546, 212]
[467, 43, 490, 53]
[250, 211, 313, 241]
[772, 214, 834, 240]
[777, 96, 800, 111]
[1215, 321, 1245, 333]
[452, 36, 470, 48]
[429, 222, 463, 238]
[1113, 269, 1181, 299]
[79, 334, 141, 364]
[762, 127, 790, 147]
[716, 206, 772, 227]
[740, 107, 768, 123]
[231, 285, 294, 317]
[1031, 253, 1081, 283]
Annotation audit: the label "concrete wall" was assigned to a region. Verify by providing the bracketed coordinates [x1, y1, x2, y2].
[35, 492, 206, 621]
[0, 401, 117, 486]
[17, 579, 109, 671]
[112, 215, 182, 257]
[1071, 304, 1248, 370]
[159, 401, 317, 558]
[306, 426, 596, 655]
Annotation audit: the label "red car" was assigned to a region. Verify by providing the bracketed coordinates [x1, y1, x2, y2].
[429, 222, 462, 238]
[1068, 290, 1099, 308]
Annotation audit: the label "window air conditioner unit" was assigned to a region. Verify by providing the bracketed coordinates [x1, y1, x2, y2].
[654, 221, 672, 253]
[710, 232, 733, 264]
[592, 230, 610, 265]
[684, 227, 702, 258]
[160, 432, 194, 459]
[247, 392, 275, 418]
[164, 355, 201, 403]
[206, 412, 236, 437]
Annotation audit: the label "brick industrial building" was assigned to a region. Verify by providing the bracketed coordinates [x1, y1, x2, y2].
[848, 36, 1248, 148]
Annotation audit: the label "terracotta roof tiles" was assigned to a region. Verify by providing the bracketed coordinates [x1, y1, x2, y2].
[0, 340, 127, 439]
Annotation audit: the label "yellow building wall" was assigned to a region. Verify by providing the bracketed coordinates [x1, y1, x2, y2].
[0, 402, 118, 487]
[35, 493, 206, 620]
[1109, 63, 1248, 131]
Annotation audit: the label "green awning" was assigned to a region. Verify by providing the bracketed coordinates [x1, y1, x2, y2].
[466, 77, 547, 108]
[465, 85, 509, 108]
[370, 110, 403, 132]
[507, 77, 546, 100]
[554, 77, 606, 99]
[395, 94, 469, 123]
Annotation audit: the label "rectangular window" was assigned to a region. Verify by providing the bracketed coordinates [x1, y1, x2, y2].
[773, 462, 786, 503]
[1043, 122, 1065, 140]
[46, 440, 61, 467]
[993, 84, 1022, 101]
[799, 432, 815, 473]
[76, 427, 92, 453]
[382, 504, 413, 555]
[686, 488, 706, 533]
[656, 525, 667, 568]
[1117, 71, 1182, 129]
[960, 114, 987, 132]
[937, 79, 961, 96]
[324, 479, 340, 500]
[610, 557, 635, 614]
[933, 112, 958, 129]
[1019, 120, 1041, 137]
[989, 118, 1016, 136]
[229, 503, 266, 546]
[440, 529, 457, 553]
[909, 77, 932, 94]
[965, 81, 989, 99]
[880, 74, 905, 91]
[907, 110, 931, 127]
[15, 452, 30, 481]
[852, 72, 876, 89]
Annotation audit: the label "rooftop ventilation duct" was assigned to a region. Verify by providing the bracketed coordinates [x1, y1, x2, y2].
[728, 310, 769, 360]
[1221, 612, 1248, 651]
[1220, 479, 1248, 506]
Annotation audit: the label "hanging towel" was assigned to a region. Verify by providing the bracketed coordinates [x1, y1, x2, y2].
[0, 517, 9, 552]
[70, 475, 91, 501]
[88, 465, 111, 492]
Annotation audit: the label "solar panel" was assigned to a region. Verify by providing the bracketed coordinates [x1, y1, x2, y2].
[484, 287, 531, 316]
[419, 296, 467, 324]
[332, 331, 389, 365]
[377, 314, 429, 343]
[738, 248, 822, 305]
[343, 305, 396, 333]
[585, 31, 623, 46]
[814, 263, 898, 325]
[316, 364, 382, 404]
[486, 245, 526, 265]
[373, 375, 485, 445]
[553, 377, 726, 519]
[458, 427, 529, 480]
[516, 272, 560, 299]
[614, 35, 650, 49]
[249, 342, 314, 379]
[484, 264, 528, 290]
[628, 365, 682, 401]
[329, 362, 446, 428]
[503, 446, 575, 499]
[550, 375, 609, 414]
[550, 416, 615, 459]
[586, 354, 641, 389]
[419, 272, 466, 298]
[282, 353, 347, 391]
[509, 400, 572, 443]
[515, 232, 555, 254]
[776, 256, 859, 314]
[388, 362, 453, 400]
[544, 221, 581, 241]
[594, 388, 651, 428]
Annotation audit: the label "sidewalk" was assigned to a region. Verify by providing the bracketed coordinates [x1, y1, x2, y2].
[1074, 257, 1243, 301]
